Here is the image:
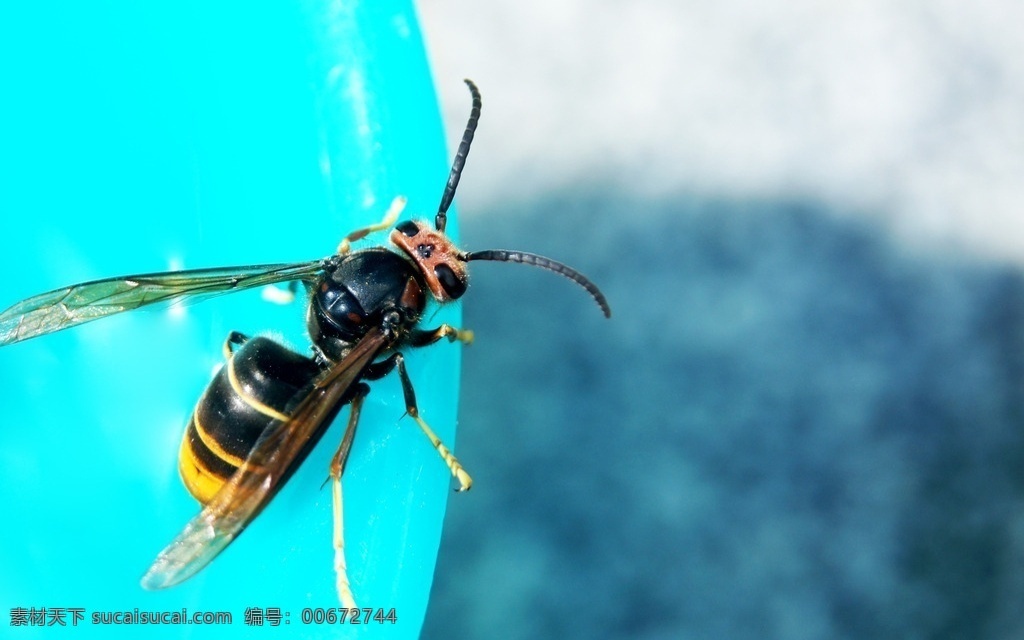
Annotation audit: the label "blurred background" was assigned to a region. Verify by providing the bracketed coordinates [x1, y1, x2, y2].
[417, 1, 1024, 638]
[3, 1, 1024, 638]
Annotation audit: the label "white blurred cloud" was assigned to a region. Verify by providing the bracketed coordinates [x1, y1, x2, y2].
[420, 0, 1024, 258]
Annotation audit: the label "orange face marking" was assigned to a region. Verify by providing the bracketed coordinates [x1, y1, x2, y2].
[389, 222, 467, 302]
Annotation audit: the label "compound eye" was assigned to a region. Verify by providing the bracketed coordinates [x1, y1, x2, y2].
[396, 220, 420, 237]
[434, 263, 467, 299]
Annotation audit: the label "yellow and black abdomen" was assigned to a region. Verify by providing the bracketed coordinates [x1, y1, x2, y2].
[179, 336, 322, 504]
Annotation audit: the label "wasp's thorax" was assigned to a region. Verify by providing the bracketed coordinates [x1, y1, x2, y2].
[390, 220, 468, 302]
[307, 249, 426, 363]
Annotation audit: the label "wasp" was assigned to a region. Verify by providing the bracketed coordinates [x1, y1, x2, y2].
[0, 80, 611, 606]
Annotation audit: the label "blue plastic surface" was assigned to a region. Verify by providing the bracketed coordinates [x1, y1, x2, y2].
[0, 1, 458, 637]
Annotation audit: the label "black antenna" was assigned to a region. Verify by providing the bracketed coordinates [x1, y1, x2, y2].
[436, 79, 482, 232]
[464, 250, 612, 318]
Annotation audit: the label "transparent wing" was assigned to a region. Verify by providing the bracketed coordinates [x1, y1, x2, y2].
[0, 260, 326, 346]
[140, 326, 389, 590]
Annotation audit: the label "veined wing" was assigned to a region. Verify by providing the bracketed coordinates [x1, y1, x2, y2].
[0, 260, 326, 346]
[140, 326, 390, 590]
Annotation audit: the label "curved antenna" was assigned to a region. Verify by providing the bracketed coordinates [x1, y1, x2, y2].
[436, 79, 482, 233]
[464, 250, 612, 318]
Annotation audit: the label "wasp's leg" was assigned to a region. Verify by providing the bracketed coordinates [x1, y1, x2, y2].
[222, 331, 249, 359]
[337, 196, 407, 254]
[363, 353, 400, 380]
[260, 280, 303, 306]
[328, 382, 370, 610]
[409, 324, 474, 347]
[395, 354, 472, 491]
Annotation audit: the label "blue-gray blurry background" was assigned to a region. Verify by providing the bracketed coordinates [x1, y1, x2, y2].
[419, 2, 1024, 638]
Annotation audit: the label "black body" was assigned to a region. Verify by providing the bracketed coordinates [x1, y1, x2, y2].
[308, 249, 426, 363]
[182, 248, 428, 504]
[181, 336, 323, 503]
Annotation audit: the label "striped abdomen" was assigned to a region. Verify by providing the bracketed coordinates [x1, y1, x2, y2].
[178, 336, 321, 504]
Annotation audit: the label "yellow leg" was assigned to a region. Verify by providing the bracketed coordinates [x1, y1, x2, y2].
[221, 331, 247, 360]
[337, 196, 407, 254]
[393, 354, 472, 491]
[440, 325, 475, 345]
[411, 324, 474, 347]
[332, 476, 357, 610]
[260, 282, 298, 305]
[412, 414, 473, 492]
[328, 390, 366, 609]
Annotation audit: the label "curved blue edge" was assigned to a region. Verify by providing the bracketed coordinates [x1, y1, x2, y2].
[0, 1, 457, 638]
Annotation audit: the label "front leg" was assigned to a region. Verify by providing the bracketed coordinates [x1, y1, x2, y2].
[336, 196, 407, 255]
[409, 324, 474, 347]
